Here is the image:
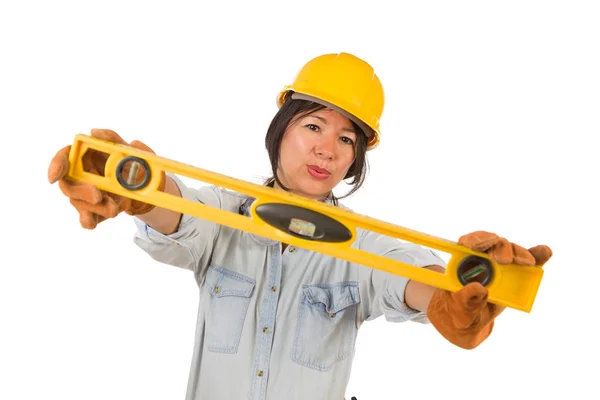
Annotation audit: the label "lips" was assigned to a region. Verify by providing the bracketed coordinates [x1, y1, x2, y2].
[307, 165, 330, 180]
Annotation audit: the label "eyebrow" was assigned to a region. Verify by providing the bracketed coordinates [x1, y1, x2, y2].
[308, 115, 356, 134]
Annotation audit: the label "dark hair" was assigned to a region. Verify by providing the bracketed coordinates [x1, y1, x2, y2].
[264, 94, 369, 205]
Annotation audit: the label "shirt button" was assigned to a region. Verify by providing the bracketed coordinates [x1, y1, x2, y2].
[271, 286, 277, 292]
[263, 327, 269, 334]
[289, 246, 296, 252]
[214, 286, 221, 293]
[329, 313, 336, 318]
[257, 370, 264, 377]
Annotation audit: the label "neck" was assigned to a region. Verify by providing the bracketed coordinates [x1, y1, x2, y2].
[271, 181, 332, 203]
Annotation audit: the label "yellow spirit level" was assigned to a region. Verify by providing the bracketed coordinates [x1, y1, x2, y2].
[66, 134, 544, 312]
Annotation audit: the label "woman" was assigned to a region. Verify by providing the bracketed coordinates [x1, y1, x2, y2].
[48, 52, 552, 400]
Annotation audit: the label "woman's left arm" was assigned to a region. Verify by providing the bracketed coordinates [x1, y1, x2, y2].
[404, 264, 446, 312]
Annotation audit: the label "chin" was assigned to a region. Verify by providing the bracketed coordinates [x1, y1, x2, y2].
[298, 181, 332, 199]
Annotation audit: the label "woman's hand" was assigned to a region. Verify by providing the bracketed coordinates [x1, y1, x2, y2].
[48, 128, 165, 229]
[426, 231, 552, 349]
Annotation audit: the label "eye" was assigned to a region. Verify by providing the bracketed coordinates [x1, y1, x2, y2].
[340, 136, 355, 145]
[305, 124, 320, 132]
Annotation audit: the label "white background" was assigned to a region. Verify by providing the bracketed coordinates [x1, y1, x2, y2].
[1, 1, 599, 399]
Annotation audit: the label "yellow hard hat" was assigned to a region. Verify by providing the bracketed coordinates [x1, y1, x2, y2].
[277, 52, 384, 150]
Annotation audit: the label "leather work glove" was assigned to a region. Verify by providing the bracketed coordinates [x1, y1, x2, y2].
[48, 128, 165, 229]
[426, 231, 552, 349]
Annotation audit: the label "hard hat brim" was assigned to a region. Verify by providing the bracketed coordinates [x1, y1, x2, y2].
[290, 92, 378, 148]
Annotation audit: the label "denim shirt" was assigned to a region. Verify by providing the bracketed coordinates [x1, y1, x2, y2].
[133, 174, 446, 400]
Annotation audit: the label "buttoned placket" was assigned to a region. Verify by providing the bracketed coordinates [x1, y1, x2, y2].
[249, 243, 284, 400]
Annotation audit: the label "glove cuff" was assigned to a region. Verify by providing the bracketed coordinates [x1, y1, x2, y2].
[427, 287, 495, 350]
[126, 170, 167, 216]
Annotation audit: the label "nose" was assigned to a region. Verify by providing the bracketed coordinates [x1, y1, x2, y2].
[315, 135, 335, 160]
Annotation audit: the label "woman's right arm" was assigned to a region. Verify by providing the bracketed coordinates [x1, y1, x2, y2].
[131, 173, 223, 275]
[135, 176, 184, 235]
[48, 129, 220, 274]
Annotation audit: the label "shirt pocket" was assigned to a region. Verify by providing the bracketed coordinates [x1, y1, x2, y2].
[292, 282, 360, 372]
[204, 265, 256, 353]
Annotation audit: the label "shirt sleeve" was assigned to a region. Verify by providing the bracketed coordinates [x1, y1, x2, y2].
[132, 173, 222, 275]
[356, 229, 447, 325]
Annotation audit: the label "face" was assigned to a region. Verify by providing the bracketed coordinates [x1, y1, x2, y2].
[275, 108, 357, 199]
